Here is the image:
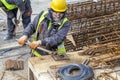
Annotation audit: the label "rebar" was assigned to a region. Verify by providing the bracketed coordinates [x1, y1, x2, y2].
[67, 0, 120, 20]
[65, 13, 120, 51]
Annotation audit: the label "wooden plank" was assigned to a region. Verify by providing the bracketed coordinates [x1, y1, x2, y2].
[28, 52, 87, 80]
[28, 59, 40, 80]
[28, 61, 35, 80]
[0, 42, 21, 51]
[0, 71, 4, 80]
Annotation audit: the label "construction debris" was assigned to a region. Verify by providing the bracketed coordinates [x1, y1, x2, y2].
[80, 43, 120, 69]
[96, 69, 120, 80]
[5, 59, 24, 70]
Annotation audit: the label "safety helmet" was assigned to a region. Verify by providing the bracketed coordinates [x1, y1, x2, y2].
[50, 0, 67, 12]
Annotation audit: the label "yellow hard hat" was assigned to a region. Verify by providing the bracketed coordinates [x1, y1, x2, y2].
[50, 0, 67, 12]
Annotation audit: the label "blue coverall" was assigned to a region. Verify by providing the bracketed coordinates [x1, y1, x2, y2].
[2, 0, 32, 38]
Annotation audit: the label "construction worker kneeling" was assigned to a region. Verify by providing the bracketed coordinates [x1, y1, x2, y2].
[18, 0, 70, 57]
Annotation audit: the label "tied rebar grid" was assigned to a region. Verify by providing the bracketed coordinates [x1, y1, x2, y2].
[67, 0, 120, 20]
[65, 13, 120, 52]
[89, 44, 120, 69]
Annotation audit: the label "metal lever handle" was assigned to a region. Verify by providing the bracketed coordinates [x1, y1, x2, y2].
[26, 40, 53, 54]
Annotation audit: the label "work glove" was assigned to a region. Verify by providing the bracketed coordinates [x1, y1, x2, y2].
[18, 35, 28, 46]
[29, 40, 41, 49]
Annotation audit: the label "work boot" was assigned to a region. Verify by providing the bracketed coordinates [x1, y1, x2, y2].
[4, 35, 13, 40]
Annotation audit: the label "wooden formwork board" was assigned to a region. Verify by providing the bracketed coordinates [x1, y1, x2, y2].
[28, 52, 88, 80]
[0, 72, 4, 80]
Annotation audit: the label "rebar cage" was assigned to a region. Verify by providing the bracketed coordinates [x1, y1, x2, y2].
[65, 0, 120, 52]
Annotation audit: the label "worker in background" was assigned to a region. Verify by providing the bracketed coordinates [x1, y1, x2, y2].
[0, 0, 32, 40]
[18, 0, 70, 57]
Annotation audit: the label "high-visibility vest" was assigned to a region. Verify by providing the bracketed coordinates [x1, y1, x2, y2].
[1, 0, 25, 10]
[33, 10, 68, 57]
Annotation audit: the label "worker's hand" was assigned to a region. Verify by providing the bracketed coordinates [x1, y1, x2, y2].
[18, 35, 28, 46]
[12, 18, 20, 26]
[15, 19, 20, 25]
[29, 40, 41, 49]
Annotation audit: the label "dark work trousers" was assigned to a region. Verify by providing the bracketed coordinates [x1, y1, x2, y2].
[7, 8, 17, 37]
[22, 9, 31, 29]
[6, 8, 31, 37]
